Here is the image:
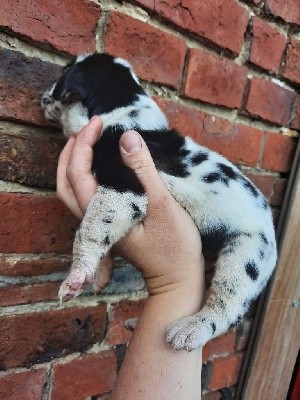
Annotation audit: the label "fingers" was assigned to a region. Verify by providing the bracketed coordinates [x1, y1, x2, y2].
[66, 116, 102, 213]
[119, 130, 173, 211]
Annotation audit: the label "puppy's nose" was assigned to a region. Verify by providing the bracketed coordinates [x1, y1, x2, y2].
[42, 96, 53, 105]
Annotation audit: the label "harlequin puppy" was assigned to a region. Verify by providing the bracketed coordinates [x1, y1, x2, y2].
[41, 53, 277, 351]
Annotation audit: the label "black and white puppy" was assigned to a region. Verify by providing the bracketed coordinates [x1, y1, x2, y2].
[41, 53, 277, 351]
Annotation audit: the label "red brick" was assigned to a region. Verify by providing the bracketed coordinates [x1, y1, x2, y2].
[0, 133, 64, 189]
[0, 49, 62, 126]
[262, 132, 297, 172]
[0, 194, 78, 254]
[283, 38, 300, 85]
[244, 77, 295, 126]
[203, 331, 236, 362]
[104, 12, 186, 89]
[209, 352, 244, 391]
[135, 0, 249, 54]
[156, 98, 264, 167]
[0, 255, 70, 277]
[51, 351, 117, 400]
[0, 304, 106, 370]
[183, 49, 248, 108]
[291, 95, 300, 130]
[270, 178, 288, 206]
[0, 0, 100, 55]
[265, 0, 300, 25]
[0, 282, 62, 306]
[202, 392, 221, 400]
[250, 17, 286, 73]
[106, 300, 145, 346]
[244, 173, 276, 199]
[0, 368, 46, 400]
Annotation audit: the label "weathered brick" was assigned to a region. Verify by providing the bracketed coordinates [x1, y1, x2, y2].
[265, 0, 300, 25]
[51, 351, 117, 400]
[156, 98, 263, 167]
[134, 0, 249, 54]
[0, 194, 78, 254]
[183, 49, 248, 109]
[270, 178, 288, 206]
[106, 300, 145, 346]
[104, 11, 186, 89]
[0, 133, 64, 188]
[0, 368, 46, 400]
[0, 49, 62, 126]
[250, 17, 286, 73]
[0, 255, 70, 277]
[0, 0, 100, 55]
[244, 173, 276, 199]
[0, 282, 61, 306]
[203, 331, 236, 362]
[244, 77, 295, 126]
[283, 38, 300, 85]
[0, 304, 106, 370]
[291, 95, 300, 130]
[262, 132, 297, 172]
[209, 353, 244, 391]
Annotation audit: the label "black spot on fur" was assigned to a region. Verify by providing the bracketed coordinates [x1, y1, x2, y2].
[131, 203, 141, 219]
[259, 250, 265, 260]
[103, 235, 111, 246]
[229, 315, 242, 329]
[217, 163, 238, 180]
[245, 260, 259, 281]
[191, 151, 208, 165]
[202, 172, 224, 184]
[129, 109, 139, 118]
[103, 217, 112, 224]
[242, 178, 259, 197]
[259, 232, 268, 245]
[262, 198, 268, 209]
[211, 322, 216, 334]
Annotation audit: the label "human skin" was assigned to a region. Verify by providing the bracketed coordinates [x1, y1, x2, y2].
[57, 116, 205, 399]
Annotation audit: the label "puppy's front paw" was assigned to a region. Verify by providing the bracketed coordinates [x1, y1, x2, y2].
[58, 263, 94, 303]
[165, 315, 213, 351]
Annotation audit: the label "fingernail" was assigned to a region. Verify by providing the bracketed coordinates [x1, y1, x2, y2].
[121, 131, 142, 154]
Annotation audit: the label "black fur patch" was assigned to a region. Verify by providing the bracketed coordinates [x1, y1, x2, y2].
[217, 163, 238, 180]
[259, 250, 265, 260]
[131, 203, 141, 219]
[103, 217, 113, 224]
[242, 178, 259, 197]
[53, 53, 145, 117]
[191, 151, 208, 165]
[103, 235, 111, 246]
[259, 232, 268, 245]
[245, 260, 259, 280]
[202, 172, 227, 185]
[211, 322, 216, 335]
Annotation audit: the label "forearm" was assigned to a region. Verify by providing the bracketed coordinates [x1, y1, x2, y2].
[111, 270, 204, 400]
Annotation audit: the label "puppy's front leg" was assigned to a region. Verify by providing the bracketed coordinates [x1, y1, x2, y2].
[59, 186, 147, 301]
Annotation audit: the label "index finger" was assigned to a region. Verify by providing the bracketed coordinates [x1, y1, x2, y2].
[67, 116, 103, 212]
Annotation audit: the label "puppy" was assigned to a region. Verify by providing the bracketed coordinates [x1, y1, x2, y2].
[42, 53, 277, 351]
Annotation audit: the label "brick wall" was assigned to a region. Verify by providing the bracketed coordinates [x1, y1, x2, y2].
[0, 1, 299, 399]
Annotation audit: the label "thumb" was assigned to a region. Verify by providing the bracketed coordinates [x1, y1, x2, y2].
[119, 130, 171, 206]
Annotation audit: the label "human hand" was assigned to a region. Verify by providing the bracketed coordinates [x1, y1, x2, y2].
[57, 117, 204, 295]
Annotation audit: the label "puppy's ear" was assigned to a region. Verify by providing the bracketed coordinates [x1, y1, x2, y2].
[53, 68, 88, 103]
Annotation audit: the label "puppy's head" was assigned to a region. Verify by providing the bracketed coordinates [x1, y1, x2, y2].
[41, 53, 167, 135]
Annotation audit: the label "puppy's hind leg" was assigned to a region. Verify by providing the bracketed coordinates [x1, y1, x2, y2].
[166, 232, 276, 350]
[59, 186, 147, 302]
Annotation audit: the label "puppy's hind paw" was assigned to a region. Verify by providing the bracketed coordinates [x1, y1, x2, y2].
[165, 315, 213, 351]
